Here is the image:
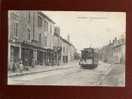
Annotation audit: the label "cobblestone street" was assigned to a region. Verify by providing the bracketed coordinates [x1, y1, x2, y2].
[8, 61, 125, 86]
[99, 64, 125, 86]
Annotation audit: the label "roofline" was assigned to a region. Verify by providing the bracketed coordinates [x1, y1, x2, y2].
[38, 12, 56, 24]
[54, 33, 76, 49]
[61, 37, 72, 46]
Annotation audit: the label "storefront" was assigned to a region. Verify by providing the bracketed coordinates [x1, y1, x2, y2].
[8, 41, 21, 70]
[53, 47, 62, 65]
[21, 43, 35, 66]
[37, 50, 44, 65]
[21, 47, 33, 66]
[10, 46, 20, 63]
[9, 41, 58, 70]
[63, 56, 68, 63]
[46, 49, 54, 66]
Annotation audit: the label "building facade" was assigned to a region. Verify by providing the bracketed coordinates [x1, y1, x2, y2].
[8, 11, 76, 71]
[53, 26, 62, 65]
[60, 37, 76, 64]
[8, 11, 35, 70]
[99, 34, 125, 64]
[112, 36, 125, 64]
[34, 12, 55, 66]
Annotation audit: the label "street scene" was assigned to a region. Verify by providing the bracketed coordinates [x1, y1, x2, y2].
[8, 11, 126, 86]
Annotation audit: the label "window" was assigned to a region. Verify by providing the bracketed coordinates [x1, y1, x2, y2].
[28, 12, 31, 23]
[63, 47, 65, 53]
[44, 21, 46, 31]
[46, 22, 48, 32]
[10, 46, 14, 62]
[14, 23, 18, 37]
[44, 21, 48, 32]
[27, 29, 30, 40]
[39, 34, 41, 42]
[50, 25, 52, 34]
[38, 16, 42, 27]
[45, 36, 47, 46]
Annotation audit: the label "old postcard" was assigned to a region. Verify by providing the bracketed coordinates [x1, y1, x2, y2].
[8, 11, 126, 86]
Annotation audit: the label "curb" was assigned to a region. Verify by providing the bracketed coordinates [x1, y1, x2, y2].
[8, 65, 76, 78]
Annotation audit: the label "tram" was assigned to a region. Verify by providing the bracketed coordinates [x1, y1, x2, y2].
[79, 48, 98, 69]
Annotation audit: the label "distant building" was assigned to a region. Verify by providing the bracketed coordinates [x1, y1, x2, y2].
[112, 35, 125, 64]
[61, 38, 69, 63]
[99, 34, 125, 64]
[53, 26, 62, 65]
[60, 36, 76, 64]
[99, 43, 113, 63]
[53, 28, 76, 65]
[69, 44, 77, 61]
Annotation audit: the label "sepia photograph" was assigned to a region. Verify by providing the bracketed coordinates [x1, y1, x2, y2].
[8, 10, 126, 86]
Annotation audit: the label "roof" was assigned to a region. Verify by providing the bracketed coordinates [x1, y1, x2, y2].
[60, 36, 72, 45]
[38, 12, 56, 24]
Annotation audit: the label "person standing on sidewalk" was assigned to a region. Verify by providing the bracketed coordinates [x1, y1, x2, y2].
[12, 62, 17, 72]
[19, 60, 24, 73]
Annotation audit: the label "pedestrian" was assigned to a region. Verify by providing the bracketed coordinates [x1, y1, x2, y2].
[12, 62, 17, 72]
[19, 60, 24, 73]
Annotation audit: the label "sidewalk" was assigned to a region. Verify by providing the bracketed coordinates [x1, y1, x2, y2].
[99, 63, 125, 86]
[8, 60, 79, 78]
[95, 61, 111, 72]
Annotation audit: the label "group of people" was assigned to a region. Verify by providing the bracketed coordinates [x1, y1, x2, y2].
[11, 59, 25, 73]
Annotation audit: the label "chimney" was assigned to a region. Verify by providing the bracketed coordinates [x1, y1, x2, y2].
[67, 34, 70, 42]
[54, 26, 60, 36]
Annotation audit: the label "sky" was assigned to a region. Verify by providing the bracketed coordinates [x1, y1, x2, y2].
[43, 11, 126, 52]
